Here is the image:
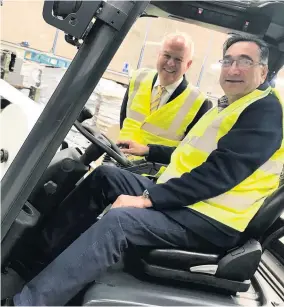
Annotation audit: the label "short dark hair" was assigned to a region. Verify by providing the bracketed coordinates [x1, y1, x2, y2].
[223, 34, 269, 64]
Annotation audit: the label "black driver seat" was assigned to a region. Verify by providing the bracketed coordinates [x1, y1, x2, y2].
[126, 185, 284, 293]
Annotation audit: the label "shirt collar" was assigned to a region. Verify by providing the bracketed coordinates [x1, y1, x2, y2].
[217, 95, 229, 112]
[154, 76, 184, 94]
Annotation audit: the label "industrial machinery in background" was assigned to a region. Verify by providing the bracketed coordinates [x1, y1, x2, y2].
[1, 49, 41, 102]
[1, 49, 16, 79]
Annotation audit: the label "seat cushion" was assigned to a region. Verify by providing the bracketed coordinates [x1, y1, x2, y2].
[142, 249, 220, 271]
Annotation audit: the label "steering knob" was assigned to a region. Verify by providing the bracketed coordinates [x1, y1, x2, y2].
[77, 107, 93, 123]
[118, 143, 129, 149]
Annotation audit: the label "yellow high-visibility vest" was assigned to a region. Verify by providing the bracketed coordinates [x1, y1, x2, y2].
[119, 68, 207, 148]
[157, 86, 284, 232]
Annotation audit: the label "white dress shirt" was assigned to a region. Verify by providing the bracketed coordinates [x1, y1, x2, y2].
[151, 76, 184, 109]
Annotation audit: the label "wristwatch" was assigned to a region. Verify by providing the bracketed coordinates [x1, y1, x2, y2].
[144, 144, 150, 160]
[142, 189, 150, 199]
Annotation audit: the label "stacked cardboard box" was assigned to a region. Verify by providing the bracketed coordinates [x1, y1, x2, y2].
[38, 67, 126, 150]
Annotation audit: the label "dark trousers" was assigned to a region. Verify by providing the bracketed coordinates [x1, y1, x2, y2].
[14, 165, 217, 306]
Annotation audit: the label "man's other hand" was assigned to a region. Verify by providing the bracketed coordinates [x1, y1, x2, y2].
[117, 140, 149, 156]
[112, 195, 152, 209]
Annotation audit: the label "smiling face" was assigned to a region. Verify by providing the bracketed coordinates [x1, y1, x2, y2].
[220, 41, 268, 103]
[156, 36, 193, 86]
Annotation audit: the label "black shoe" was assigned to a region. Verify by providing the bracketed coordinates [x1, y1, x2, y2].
[1, 298, 14, 306]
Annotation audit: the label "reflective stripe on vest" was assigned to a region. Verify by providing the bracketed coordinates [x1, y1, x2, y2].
[157, 86, 284, 231]
[120, 68, 206, 145]
[127, 69, 150, 118]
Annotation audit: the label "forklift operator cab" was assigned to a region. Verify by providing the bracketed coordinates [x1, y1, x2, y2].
[1, 0, 284, 306]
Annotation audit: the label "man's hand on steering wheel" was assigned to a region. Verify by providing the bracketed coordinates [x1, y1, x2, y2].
[74, 120, 132, 167]
[117, 140, 149, 157]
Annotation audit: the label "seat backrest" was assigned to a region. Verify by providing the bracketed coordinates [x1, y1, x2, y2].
[245, 185, 284, 239]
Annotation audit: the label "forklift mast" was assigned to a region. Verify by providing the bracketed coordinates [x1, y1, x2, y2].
[1, 0, 149, 241]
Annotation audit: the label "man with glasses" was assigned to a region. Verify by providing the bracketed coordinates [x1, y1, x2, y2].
[4, 34, 284, 307]
[218, 46, 270, 109]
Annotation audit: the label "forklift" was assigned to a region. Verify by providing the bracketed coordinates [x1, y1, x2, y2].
[1, 1, 284, 305]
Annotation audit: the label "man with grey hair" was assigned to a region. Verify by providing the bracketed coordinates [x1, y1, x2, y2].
[4, 34, 284, 307]
[117, 32, 212, 160]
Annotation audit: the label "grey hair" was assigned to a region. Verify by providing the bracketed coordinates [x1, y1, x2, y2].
[223, 33, 269, 64]
[162, 32, 195, 60]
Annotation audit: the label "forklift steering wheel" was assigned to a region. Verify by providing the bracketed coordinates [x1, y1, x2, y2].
[74, 121, 132, 167]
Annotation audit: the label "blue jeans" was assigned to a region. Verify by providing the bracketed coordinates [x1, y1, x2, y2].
[14, 166, 218, 306]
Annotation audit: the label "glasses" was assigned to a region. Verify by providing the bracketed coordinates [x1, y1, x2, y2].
[219, 58, 265, 69]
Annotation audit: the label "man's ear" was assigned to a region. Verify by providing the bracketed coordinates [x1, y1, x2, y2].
[186, 60, 193, 70]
